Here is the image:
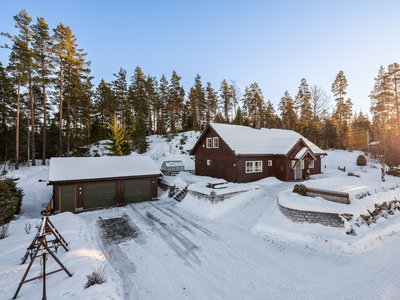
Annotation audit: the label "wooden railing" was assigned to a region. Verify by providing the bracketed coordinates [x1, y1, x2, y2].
[306, 187, 350, 204]
[162, 170, 195, 176]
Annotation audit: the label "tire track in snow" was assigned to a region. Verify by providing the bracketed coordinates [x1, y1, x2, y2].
[96, 217, 139, 300]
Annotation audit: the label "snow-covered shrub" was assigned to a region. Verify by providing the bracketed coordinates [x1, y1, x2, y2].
[386, 167, 400, 177]
[356, 154, 367, 166]
[0, 223, 10, 239]
[292, 184, 307, 196]
[84, 266, 108, 289]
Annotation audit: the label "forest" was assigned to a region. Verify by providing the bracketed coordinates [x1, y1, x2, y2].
[0, 10, 400, 173]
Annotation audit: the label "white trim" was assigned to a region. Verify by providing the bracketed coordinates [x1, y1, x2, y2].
[206, 137, 212, 148]
[213, 137, 219, 148]
[245, 161, 263, 173]
[207, 159, 211, 166]
[309, 160, 314, 169]
[268, 160, 272, 166]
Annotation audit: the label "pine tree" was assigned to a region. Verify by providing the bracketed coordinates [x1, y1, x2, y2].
[205, 82, 218, 125]
[93, 79, 116, 139]
[265, 100, 278, 129]
[219, 79, 232, 123]
[157, 75, 169, 135]
[331, 70, 348, 148]
[295, 78, 313, 138]
[388, 63, 400, 134]
[168, 70, 184, 133]
[278, 91, 297, 130]
[112, 68, 129, 127]
[232, 107, 243, 125]
[31, 17, 53, 165]
[106, 117, 131, 156]
[242, 82, 266, 127]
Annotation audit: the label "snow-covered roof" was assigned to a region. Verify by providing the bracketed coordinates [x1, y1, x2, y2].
[162, 160, 184, 168]
[294, 147, 316, 160]
[208, 123, 326, 156]
[48, 156, 161, 183]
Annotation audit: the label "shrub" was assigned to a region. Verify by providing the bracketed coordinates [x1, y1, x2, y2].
[356, 154, 367, 166]
[0, 223, 10, 239]
[0, 176, 24, 225]
[84, 266, 108, 289]
[116, 192, 125, 205]
[293, 184, 307, 196]
[386, 167, 400, 177]
[24, 222, 31, 234]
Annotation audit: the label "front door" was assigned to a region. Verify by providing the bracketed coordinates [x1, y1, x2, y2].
[295, 161, 302, 180]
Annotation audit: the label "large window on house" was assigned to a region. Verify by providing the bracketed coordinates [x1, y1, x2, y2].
[206, 137, 212, 148]
[309, 160, 314, 169]
[213, 137, 219, 148]
[246, 161, 263, 173]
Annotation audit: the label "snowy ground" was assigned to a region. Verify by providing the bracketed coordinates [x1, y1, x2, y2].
[2, 137, 400, 299]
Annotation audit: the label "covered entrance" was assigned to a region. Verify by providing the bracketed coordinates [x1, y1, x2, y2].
[294, 161, 302, 180]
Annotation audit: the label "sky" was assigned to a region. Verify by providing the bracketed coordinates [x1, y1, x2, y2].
[1, 0, 400, 117]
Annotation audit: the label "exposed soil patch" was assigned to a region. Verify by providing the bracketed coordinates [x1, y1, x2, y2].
[98, 214, 139, 245]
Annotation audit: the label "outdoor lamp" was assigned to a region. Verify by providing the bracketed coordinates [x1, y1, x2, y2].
[53, 238, 60, 253]
[27, 244, 36, 260]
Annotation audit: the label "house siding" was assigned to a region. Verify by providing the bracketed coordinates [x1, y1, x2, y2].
[192, 127, 237, 182]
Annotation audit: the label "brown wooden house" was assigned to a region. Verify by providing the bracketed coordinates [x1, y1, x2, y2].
[189, 123, 326, 183]
[47, 156, 162, 213]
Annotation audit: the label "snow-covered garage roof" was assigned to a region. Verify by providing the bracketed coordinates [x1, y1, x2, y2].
[208, 123, 326, 156]
[48, 156, 161, 183]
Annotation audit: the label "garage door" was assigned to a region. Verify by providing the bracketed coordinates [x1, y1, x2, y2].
[124, 179, 151, 203]
[61, 185, 75, 212]
[83, 182, 116, 209]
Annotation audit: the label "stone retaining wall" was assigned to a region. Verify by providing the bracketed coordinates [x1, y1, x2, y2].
[188, 190, 246, 203]
[279, 204, 345, 228]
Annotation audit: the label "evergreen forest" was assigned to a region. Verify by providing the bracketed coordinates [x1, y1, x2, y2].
[1, 10, 400, 173]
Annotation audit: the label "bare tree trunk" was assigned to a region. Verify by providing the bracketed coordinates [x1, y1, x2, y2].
[16, 74, 21, 170]
[41, 55, 47, 166]
[28, 65, 35, 166]
[59, 61, 63, 157]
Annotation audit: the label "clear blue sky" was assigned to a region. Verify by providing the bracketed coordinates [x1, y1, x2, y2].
[1, 0, 400, 116]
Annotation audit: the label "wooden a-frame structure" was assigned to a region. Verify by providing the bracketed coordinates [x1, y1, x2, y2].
[13, 216, 72, 299]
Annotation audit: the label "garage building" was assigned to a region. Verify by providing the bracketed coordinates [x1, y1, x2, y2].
[47, 156, 162, 213]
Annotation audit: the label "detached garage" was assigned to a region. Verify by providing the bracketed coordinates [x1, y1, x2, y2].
[48, 156, 162, 213]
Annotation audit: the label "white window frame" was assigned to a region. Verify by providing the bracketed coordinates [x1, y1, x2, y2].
[213, 137, 219, 148]
[207, 159, 211, 166]
[246, 161, 263, 173]
[254, 161, 262, 172]
[291, 160, 296, 169]
[309, 160, 314, 169]
[246, 161, 254, 173]
[206, 137, 212, 148]
[268, 160, 272, 167]
[301, 160, 305, 169]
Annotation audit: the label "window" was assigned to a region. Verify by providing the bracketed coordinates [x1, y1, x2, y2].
[268, 160, 272, 167]
[291, 160, 296, 168]
[213, 137, 219, 148]
[206, 138, 212, 148]
[309, 160, 314, 169]
[207, 159, 211, 166]
[254, 161, 262, 172]
[301, 160, 304, 169]
[246, 161, 254, 173]
[246, 161, 263, 173]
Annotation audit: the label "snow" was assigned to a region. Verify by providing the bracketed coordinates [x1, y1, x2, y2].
[208, 123, 326, 155]
[3, 140, 400, 299]
[48, 156, 161, 182]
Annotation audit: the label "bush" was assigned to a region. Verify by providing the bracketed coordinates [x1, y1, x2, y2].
[0, 176, 24, 225]
[356, 154, 367, 166]
[116, 192, 125, 205]
[386, 167, 400, 177]
[0, 223, 10, 239]
[293, 184, 307, 196]
[84, 266, 108, 289]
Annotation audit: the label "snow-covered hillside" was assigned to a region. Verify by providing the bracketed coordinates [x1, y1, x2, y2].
[2, 138, 400, 299]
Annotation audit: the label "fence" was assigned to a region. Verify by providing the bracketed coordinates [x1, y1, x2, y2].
[306, 187, 350, 204]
